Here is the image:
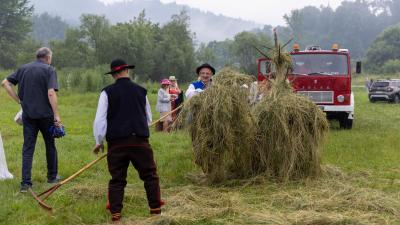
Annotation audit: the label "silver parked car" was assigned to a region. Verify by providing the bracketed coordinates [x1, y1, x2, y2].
[368, 79, 400, 103]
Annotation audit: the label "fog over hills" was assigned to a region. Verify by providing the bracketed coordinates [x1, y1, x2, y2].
[30, 0, 264, 43]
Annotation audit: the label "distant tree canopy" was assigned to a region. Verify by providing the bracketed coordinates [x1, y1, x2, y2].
[0, 0, 33, 69]
[365, 24, 400, 73]
[32, 13, 69, 45]
[4, 0, 400, 76]
[372, 0, 400, 24]
[49, 10, 196, 82]
[153, 11, 196, 81]
[50, 28, 96, 68]
[199, 0, 400, 74]
[195, 32, 272, 75]
[279, 0, 395, 60]
[240, 0, 399, 62]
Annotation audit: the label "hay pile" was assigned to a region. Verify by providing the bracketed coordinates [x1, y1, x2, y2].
[177, 32, 328, 183]
[253, 53, 328, 181]
[253, 82, 328, 181]
[252, 32, 329, 181]
[176, 68, 257, 182]
[116, 166, 400, 225]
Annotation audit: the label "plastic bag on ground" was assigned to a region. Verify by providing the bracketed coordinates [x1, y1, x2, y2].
[14, 110, 23, 126]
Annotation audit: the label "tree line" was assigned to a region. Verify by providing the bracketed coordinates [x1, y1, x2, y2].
[1, 1, 198, 82]
[0, 0, 271, 81]
[198, 0, 400, 74]
[1, 0, 400, 78]
[0, 0, 272, 80]
[48, 11, 197, 82]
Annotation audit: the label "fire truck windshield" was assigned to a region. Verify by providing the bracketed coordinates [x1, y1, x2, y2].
[291, 54, 348, 76]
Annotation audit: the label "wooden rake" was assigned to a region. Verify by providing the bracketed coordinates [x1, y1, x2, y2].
[29, 154, 107, 211]
[29, 105, 183, 210]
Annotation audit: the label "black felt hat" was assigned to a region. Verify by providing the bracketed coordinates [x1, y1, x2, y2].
[196, 63, 215, 75]
[104, 59, 135, 75]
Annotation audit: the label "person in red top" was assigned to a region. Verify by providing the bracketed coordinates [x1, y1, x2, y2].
[168, 76, 183, 121]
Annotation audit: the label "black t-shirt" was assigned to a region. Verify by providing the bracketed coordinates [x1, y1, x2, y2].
[7, 60, 58, 119]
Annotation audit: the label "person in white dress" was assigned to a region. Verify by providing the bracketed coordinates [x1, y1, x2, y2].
[0, 132, 13, 180]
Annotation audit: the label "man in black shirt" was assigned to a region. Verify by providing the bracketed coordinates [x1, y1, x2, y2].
[1, 47, 61, 192]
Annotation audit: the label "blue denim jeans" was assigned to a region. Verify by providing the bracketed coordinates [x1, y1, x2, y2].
[21, 115, 58, 186]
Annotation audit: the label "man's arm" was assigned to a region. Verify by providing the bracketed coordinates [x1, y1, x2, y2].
[1, 79, 20, 104]
[92, 91, 108, 154]
[145, 96, 152, 126]
[48, 89, 61, 123]
[47, 89, 61, 123]
[47, 67, 61, 123]
[94, 91, 108, 145]
[185, 84, 197, 99]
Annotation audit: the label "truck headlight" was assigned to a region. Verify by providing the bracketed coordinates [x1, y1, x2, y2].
[337, 95, 345, 103]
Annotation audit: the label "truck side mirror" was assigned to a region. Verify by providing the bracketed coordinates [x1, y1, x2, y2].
[356, 61, 362, 74]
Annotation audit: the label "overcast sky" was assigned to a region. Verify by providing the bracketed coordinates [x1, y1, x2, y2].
[100, 0, 346, 25]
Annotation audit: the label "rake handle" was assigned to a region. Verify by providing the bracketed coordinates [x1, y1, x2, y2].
[61, 153, 107, 185]
[38, 153, 107, 197]
[37, 184, 55, 197]
[41, 184, 61, 201]
[150, 104, 183, 127]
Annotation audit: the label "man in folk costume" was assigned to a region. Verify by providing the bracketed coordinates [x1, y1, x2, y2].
[92, 59, 163, 222]
[185, 63, 215, 99]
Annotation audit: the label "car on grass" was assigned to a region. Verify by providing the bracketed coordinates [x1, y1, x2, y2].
[368, 79, 400, 103]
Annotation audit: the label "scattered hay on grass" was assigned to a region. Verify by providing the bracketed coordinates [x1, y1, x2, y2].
[64, 184, 106, 200]
[122, 166, 400, 225]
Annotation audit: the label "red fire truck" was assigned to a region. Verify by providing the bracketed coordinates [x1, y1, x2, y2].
[257, 44, 361, 129]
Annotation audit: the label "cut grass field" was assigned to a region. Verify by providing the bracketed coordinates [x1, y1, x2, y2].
[0, 83, 399, 224]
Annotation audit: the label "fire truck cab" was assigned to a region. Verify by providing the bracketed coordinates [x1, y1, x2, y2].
[257, 44, 359, 129]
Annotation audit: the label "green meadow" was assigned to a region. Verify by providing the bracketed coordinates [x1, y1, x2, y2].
[0, 75, 399, 224]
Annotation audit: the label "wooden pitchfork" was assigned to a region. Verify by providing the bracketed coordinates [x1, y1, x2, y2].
[29, 104, 183, 210]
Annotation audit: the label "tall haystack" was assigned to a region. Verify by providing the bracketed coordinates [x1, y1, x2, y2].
[253, 30, 329, 181]
[176, 68, 257, 182]
[177, 31, 328, 183]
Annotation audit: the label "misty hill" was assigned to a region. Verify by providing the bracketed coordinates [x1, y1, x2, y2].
[29, 0, 263, 43]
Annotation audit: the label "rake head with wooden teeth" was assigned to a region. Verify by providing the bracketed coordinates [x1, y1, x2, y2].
[28, 188, 53, 211]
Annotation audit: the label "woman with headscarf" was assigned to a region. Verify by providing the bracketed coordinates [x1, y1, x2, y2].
[156, 79, 173, 132]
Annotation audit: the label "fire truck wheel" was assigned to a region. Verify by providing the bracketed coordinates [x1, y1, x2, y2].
[339, 115, 353, 129]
